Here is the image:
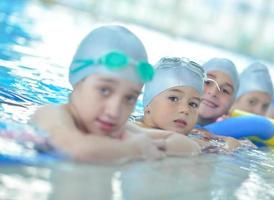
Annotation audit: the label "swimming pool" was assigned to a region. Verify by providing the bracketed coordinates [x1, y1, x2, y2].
[0, 1, 273, 199]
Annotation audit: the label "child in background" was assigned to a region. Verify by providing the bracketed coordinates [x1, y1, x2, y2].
[191, 58, 242, 149]
[230, 62, 273, 116]
[31, 25, 164, 162]
[133, 57, 240, 154]
[196, 59, 273, 146]
[197, 58, 239, 126]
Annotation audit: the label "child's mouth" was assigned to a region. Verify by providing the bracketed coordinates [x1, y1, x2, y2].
[96, 119, 115, 133]
[173, 119, 188, 128]
[202, 99, 218, 108]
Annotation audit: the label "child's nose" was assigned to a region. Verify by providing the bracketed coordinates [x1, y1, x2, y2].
[207, 85, 219, 97]
[105, 98, 121, 119]
[179, 103, 189, 115]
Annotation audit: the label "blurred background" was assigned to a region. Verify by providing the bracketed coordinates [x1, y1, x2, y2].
[37, 0, 274, 76]
[46, 0, 274, 62]
[48, 0, 274, 62]
[1, 0, 274, 116]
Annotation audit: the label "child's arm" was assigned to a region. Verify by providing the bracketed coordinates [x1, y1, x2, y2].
[189, 128, 215, 140]
[164, 134, 201, 156]
[58, 132, 164, 163]
[189, 128, 242, 152]
[127, 122, 202, 156]
[31, 105, 163, 163]
[126, 122, 173, 139]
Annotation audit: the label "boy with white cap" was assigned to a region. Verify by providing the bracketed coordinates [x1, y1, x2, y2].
[231, 62, 273, 116]
[191, 57, 242, 149]
[142, 57, 204, 135]
[197, 58, 239, 126]
[31, 25, 164, 162]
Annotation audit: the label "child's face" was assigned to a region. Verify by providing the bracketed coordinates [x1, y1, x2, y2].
[70, 74, 142, 137]
[231, 91, 272, 116]
[144, 86, 201, 135]
[199, 71, 235, 120]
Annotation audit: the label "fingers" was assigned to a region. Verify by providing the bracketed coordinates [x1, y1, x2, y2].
[145, 146, 165, 160]
[152, 139, 166, 151]
[133, 134, 165, 160]
[190, 129, 215, 140]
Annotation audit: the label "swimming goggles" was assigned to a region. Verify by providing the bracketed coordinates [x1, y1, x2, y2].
[70, 51, 154, 82]
[157, 57, 221, 91]
[157, 57, 205, 79]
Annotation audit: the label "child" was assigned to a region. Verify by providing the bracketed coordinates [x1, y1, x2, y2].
[31, 25, 164, 162]
[230, 62, 273, 116]
[142, 57, 204, 135]
[197, 58, 239, 126]
[196, 59, 272, 147]
[189, 57, 242, 149]
[134, 57, 240, 153]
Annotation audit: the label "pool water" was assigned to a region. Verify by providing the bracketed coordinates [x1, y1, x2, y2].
[0, 1, 273, 200]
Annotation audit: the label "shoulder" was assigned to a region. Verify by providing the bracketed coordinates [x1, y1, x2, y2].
[30, 104, 74, 132]
[31, 104, 68, 121]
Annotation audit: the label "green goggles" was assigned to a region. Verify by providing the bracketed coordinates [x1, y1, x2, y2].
[70, 51, 154, 82]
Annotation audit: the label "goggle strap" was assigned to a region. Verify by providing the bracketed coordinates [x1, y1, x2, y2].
[71, 60, 95, 74]
[70, 51, 154, 82]
[205, 78, 221, 91]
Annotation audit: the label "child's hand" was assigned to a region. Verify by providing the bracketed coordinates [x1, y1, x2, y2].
[189, 128, 215, 140]
[222, 137, 241, 151]
[127, 134, 165, 160]
[165, 134, 201, 156]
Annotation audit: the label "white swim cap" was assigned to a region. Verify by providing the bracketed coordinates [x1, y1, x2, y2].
[237, 62, 273, 98]
[203, 58, 239, 97]
[69, 25, 154, 86]
[143, 57, 205, 108]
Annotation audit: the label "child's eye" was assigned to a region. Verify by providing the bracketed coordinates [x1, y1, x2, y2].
[126, 95, 138, 105]
[168, 96, 179, 102]
[221, 88, 230, 95]
[189, 102, 199, 108]
[262, 104, 269, 112]
[99, 87, 111, 96]
[218, 86, 232, 96]
[205, 80, 212, 85]
[248, 99, 257, 106]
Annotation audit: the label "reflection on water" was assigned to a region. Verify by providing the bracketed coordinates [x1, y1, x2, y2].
[0, 0, 73, 122]
[0, 166, 52, 200]
[0, 0, 273, 200]
[0, 150, 273, 200]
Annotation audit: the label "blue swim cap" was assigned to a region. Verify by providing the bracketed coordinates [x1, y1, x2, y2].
[203, 58, 239, 98]
[237, 62, 273, 98]
[69, 25, 151, 86]
[143, 57, 205, 108]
